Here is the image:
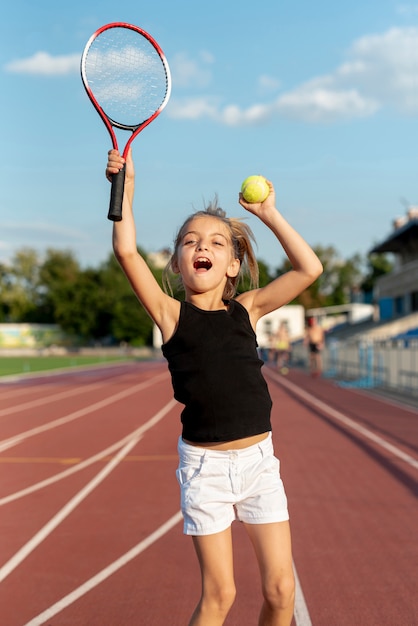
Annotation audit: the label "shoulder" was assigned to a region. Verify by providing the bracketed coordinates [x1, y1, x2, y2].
[234, 290, 263, 331]
[159, 298, 181, 344]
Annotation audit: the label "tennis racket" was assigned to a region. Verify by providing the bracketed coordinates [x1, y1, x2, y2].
[80, 22, 171, 221]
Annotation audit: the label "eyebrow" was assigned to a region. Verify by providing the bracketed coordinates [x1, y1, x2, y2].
[182, 230, 229, 241]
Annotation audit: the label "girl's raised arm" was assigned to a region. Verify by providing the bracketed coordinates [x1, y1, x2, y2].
[107, 149, 179, 341]
[237, 180, 323, 325]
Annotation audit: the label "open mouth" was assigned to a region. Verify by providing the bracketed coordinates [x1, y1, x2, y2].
[193, 257, 212, 271]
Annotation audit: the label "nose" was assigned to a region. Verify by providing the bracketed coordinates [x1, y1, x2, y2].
[197, 240, 208, 251]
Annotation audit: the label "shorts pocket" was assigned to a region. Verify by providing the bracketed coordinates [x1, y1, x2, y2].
[262, 454, 281, 476]
[176, 463, 203, 487]
[176, 449, 212, 488]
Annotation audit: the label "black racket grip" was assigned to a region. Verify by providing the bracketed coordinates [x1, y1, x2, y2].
[107, 165, 126, 221]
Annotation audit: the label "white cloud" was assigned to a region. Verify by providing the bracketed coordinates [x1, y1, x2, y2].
[5, 26, 418, 123]
[258, 74, 281, 94]
[4, 52, 80, 76]
[0, 223, 102, 267]
[342, 27, 418, 114]
[168, 97, 220, 120]
[2, 222, 89, 243]
[276, 86, 379, 123]
[170, 51, 214, 88]
[278, 26, 418, 121]
[168, 26, 418, 125]
[219, 103, 275, 126]
[170, 88, 378, 126]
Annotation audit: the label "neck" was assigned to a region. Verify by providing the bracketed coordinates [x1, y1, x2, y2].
[186, 292, 228, 311]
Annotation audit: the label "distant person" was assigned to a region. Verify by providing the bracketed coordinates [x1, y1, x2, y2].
[272, 321, 291, 374]
[304, 317, 325, 377]
[106, 148, 323, 626]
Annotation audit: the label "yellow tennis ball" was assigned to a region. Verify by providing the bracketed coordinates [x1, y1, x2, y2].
[241, 175, 269, 203]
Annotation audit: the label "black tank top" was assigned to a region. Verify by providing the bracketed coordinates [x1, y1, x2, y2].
[162, 299, 272, 442]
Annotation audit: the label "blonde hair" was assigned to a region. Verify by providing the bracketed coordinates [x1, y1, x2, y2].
[163, 197, 259, 300]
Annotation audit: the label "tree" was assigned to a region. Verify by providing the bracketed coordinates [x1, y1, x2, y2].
[0, 249, 41, 322]
[318, 250, 363, 306]
[37, 249, 81, 323]
[238, 258, 273, 294]
[100, 253, 154, 345]
[0, 262, 7, 321]
[273, 245, 363, 309]
[360, 253, 394, 301]
[50, 268, 106, 340]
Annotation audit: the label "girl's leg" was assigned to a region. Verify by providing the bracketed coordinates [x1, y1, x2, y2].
[189, 526, 236, 626]
[244, 521, 295, 626]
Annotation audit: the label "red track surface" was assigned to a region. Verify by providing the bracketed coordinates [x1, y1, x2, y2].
[0, 360, 417, 625]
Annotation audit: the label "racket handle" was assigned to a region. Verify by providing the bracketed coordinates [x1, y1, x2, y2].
[107, 165, 126, 221]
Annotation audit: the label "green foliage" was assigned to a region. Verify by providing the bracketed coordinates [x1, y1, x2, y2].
[313, 246, 363, 307]
[101, 253, 153, 345]
[273, 245, 368, 309]
[0, 248, 41, 322]
[360, 253, 394, 294]
[36, 249, 81, 323]
[238, 258, 273, 293]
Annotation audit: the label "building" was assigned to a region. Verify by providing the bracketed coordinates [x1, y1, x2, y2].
[370, 207, 418, 320]
[255, 305, 305, 360]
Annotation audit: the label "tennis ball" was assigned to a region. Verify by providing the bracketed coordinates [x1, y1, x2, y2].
[241, 175, 269, 203]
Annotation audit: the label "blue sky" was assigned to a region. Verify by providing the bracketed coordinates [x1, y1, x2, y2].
[1, 1, 417, 271]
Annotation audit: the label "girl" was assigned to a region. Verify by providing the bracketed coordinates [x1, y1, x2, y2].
[106, 148, 323, 626]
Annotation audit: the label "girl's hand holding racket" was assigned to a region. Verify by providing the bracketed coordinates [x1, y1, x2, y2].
[81, 23, 171, 221]
[106, 149, 135, 212]
[106, 149, 132, 182]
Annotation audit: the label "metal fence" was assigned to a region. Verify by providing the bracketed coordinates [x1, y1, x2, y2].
[292, 337, 418, 398]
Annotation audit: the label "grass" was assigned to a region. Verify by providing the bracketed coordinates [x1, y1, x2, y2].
[0, 355, 134, 377]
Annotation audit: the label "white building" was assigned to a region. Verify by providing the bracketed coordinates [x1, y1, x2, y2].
[255, 305, 305, 353]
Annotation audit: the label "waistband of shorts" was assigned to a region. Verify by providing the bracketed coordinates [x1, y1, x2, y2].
[177, 432, 273, 460]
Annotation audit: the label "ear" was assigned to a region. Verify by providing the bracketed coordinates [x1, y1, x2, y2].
[171, 259, 180, 274]
[227, 258, 241, 278]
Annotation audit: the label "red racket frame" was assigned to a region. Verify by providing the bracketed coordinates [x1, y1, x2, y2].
[81, 22, 171, 220]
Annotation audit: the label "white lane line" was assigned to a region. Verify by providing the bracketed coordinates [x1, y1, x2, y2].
[23, 511, 183, 626]
[266, 370, 418, 470]
[0, 385, 52, 401]
[294, 563, 312, 626]
[24, 520, 310, 626]
[0, 372, 169, 453]
[0, 436, 140, 583]
[0, 380, 106, 418]
[0, 398, 177, 506]
[0, 363, 156, 399]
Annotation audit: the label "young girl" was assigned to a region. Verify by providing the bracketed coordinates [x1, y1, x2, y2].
[106, 148, 323, 626]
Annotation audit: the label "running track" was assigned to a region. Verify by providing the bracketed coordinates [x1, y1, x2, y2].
[0, 360, 417, 625]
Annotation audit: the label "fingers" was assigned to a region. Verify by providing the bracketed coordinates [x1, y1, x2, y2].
[238, 178, 275, 211]
[106, 149, 125, 181]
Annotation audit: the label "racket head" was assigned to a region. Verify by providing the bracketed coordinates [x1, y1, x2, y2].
[80, 22, 171, 221]
[80, 22, 172, 156]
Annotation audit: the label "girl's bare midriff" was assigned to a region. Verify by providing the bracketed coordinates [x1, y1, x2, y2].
[183, 431, 269, 450]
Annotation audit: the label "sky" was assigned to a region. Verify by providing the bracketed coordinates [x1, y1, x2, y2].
[1, 0, 417, 271]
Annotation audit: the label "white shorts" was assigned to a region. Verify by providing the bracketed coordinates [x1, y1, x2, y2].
[176, 433, 289, 536]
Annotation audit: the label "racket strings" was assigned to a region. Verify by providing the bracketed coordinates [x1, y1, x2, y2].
[84, 29, 169, 127]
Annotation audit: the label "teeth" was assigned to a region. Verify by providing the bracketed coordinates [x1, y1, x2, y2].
[194, 257, 212, 269]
